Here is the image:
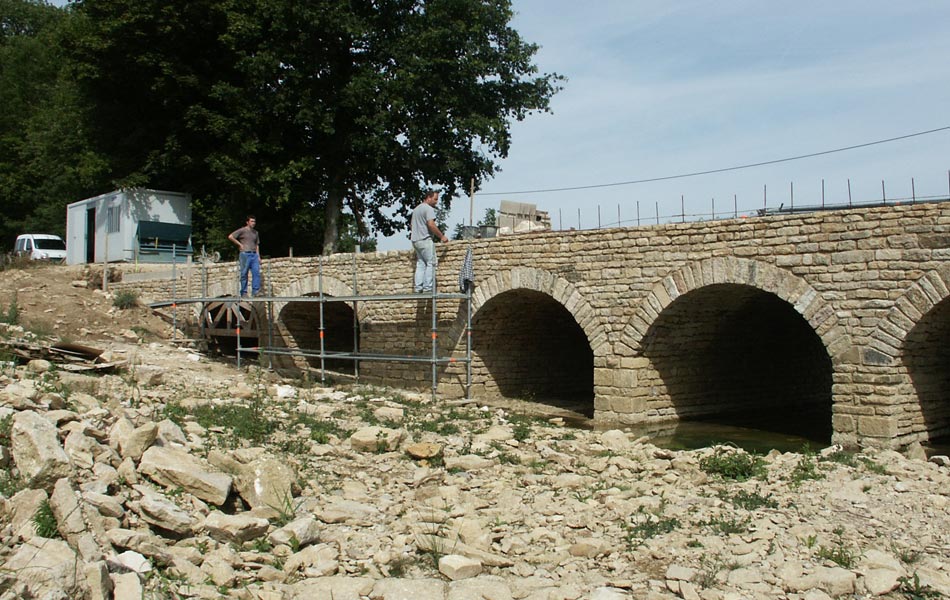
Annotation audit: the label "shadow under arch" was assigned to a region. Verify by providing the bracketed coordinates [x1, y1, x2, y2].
[457, 267, 609, 417]
[272, 276, 359, 374]
[872, 267, 950, 446]
[619, 257, 849, 443]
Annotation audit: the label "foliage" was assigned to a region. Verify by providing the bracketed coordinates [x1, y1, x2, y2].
[0, 1, 108, 246]
[32, 499, 59, 538]
[453, 207, 497, 239]
[624, 509, 680, 547]
[816, 528, 859, 568]
[720, 488, 778, 511]
[788, 452, 825, 486]
[113, 289, 138, 309]
[0, 413, 11, 447]
[699, 446, 766, 481]
[700, 514, 751, 535]
[58, 0, 561, 255]
[897, 573, 943, 600]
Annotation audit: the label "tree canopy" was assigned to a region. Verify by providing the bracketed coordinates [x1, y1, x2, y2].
[1, 0, 561, 256]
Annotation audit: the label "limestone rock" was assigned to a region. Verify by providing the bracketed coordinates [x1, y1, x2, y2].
[11, 410, 73, 490]
[234, 454, 298, 511]
[348, 426, 405, 452]
[3, 537, 85, 597]
[132, 485, 195, 535]
[439, 554, 483, 580]
[203, 511, 270, 544]
[406, 442, 442, 460]
[268, 515, 321, 548]
[138, 445, 232, 505]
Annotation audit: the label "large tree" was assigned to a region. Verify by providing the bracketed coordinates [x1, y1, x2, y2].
[67, 0, 561, 255]
[0, 0, 106, 246]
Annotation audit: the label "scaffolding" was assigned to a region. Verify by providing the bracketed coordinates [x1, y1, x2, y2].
[150, 254, 474, 401]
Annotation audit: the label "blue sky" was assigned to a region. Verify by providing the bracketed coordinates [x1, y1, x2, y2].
[390, 0, 950, 251]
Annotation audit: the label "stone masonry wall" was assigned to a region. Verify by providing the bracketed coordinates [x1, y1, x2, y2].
[117, 202, 950, 448]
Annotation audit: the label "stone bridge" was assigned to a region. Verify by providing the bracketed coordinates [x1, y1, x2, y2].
[127, 202, 950, 450]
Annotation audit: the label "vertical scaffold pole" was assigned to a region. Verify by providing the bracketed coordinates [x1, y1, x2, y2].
[352, 251, 360, 384]
[171, 246, 178, 342]
[267, 281, 274, 371]
[431, 274, 438, 402]
[236, 299, 242, 369]
[466, 282, 472, 400]
[318, 256, 326, 385]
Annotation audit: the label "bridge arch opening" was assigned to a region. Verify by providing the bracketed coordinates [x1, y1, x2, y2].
[642, 283, 833, 441]
[472, 289, 594, 415]
[903, 296, 950, 448]
[279, 295, 356, 373]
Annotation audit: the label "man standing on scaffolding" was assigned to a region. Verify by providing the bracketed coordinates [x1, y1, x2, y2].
[228, 214, 262, 297]
[410, 190, 449, 293]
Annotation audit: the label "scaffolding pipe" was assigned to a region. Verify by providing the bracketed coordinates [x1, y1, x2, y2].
[150, 257, 475, 402]
[318, 256, 326, 384]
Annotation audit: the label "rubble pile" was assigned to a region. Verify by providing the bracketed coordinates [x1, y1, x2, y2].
[0, 327, 948, 600]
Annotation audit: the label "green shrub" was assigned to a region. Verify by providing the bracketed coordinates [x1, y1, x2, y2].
[720, 489, 779, 511]
[699, 446, 766, 481]
[113, 289, 139, 309]
[32, 500, 59, 538]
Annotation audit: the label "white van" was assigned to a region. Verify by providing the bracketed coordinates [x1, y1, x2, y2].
[14, 234, 67, 262]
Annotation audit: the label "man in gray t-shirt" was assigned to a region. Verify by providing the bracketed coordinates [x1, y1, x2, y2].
[410, 190, 448, 293]
[228, 215, 262, 297]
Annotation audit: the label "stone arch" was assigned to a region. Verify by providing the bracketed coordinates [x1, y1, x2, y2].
[872, 267, 950, 444]
[618, 256, 852, 362]
[271, 275, 358, 320]
[444, 266, 609, 358]
[269, 275, 360, 373]
[867, 267, 950, 365]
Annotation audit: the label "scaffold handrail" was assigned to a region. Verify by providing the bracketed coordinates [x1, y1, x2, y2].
[148, 291, 469, 309]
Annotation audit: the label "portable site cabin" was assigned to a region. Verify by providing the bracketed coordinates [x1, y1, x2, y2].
[65, 189, 193, 265]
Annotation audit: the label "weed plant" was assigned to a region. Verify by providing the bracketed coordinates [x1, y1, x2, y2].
[624, 506, 681, 547]
[860, 457, 888, 475]
[720, 489, 778, 511]
[789, 453, 825, 486]
[0, 414, 11, 447]
[32, 500, 59, 538]
[897, 573, 943, 599]
[816, 528, 859, 568]
[113, 289, 139, 309]
[701, 514, 752, 535]
[699, 446, 766, 481]
[820, 448, 858, 467]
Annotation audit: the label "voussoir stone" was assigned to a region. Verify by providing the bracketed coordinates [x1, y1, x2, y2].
[11, 410, 72, 490]
[138, 445, 232, 505]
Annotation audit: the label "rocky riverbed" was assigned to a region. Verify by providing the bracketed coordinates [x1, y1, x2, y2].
[1, 321, 949, 600]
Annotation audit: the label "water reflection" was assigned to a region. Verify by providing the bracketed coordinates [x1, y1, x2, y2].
[627, 421, 823, 454]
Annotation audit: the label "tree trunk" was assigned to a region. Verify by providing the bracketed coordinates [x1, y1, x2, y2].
[322, 189, 342, 255]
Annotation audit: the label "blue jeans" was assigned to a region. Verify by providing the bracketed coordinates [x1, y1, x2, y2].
[412, 238, 436, 292]
[239, 251, 261, 296]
